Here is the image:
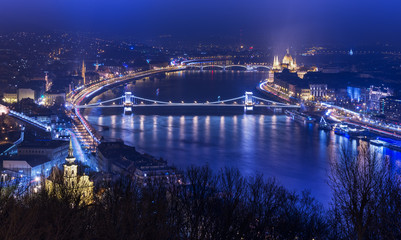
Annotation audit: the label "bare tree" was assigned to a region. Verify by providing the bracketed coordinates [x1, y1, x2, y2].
[328, 143, 394, 240]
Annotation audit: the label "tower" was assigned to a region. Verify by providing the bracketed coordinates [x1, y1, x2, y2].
[289, 58, 297, 71]
[65, 138, 76, 165]
[273, 55, 281, 70]
[95, 60, 99, 71]
[244, 91, 254, 112]
[64, 138, 78, 188]
[44, 71, 50, 91]
[124, 92, 133, 114]
[81, 60, 86, 85]
[45, 138, 94, 205]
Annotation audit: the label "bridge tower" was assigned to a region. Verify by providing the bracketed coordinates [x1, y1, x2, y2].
[124, 92, 133, 114]
[244, 91, 254, 112]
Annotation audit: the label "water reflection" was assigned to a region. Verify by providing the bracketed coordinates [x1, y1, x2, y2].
[88, 114, 401, 204]
[153, 116, 157, 143]
[167, 116, 173, 149]
[139, 115, 145, 144]
[179, 116, 185, 148]
[205, 116, 210, 143]
[84, 71, 401, 204]
[219, 116, 225, 144]
[233, 115, 238, 140]
[193, 116, 198, 142]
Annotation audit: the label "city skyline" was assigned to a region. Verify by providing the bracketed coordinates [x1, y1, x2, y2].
[1, 1, 401, 239]
[2, 0, 401, 47]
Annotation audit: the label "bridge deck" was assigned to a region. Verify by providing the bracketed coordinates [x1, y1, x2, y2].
[77, 103, 299, 108]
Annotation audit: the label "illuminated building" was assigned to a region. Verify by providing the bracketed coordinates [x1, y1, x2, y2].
[45, 71, 51, 91]
[0, 104, 8, 115]
[346, 86, 364, 102]
[368, 85, 392, 111]
[273, 70, 309, 98]
[2, 140, 69, 179]
[282, 48, 297, 71]
[300, 89, 312, 101]
[46, 139, 94, 205]
[310, 84, 328, 100]
[44, 91, 66, 106]
[380, 97, 401, 121]
[2, 92, 18, 104]
[272, 49, 298, 72]
[272, 55, 281, 70]
[17, 88, 35, 101]
[267, 70, 275, 83]
[268, 49, 319, 98]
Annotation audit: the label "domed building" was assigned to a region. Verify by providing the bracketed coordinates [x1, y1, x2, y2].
[281, 48, 297, 71]
[272, 48, 298, 72]
[282, 49, 293, 65]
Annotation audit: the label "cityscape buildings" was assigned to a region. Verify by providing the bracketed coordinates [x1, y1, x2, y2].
[0, 0, 401, 238]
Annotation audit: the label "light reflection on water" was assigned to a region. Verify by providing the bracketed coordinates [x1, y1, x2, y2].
[87, 71, 401, 204]
[88, 114, 401, 204]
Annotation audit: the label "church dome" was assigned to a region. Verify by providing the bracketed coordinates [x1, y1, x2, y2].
[282, 49, 293, 65]
[282, 54, 293, 64]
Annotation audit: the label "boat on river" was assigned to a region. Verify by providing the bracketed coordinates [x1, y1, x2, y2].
[370, 139, 389, 147]
[334, 123, 367, 138]
[285, 110, 315, 124]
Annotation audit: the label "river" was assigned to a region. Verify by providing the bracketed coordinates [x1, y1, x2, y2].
[83, 70, 401, 204]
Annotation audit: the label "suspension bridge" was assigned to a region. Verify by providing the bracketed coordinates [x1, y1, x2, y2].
[75, 91, 300, 114]
[186, 64, 271, 71]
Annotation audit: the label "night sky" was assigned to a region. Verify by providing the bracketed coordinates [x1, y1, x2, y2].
[1, 0, 401, 46]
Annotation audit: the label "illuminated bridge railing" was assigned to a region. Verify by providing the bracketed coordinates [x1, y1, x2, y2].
[0, 130, 24, 156]
[9, 110, 51, 132]
[74, 108, 101, 145]
[75, 93, 299, 109]
[186, 64, 271, 71]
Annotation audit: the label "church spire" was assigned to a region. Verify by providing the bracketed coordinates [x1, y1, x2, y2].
[81, 60, 86, 85]
[65, 138, 76, 164]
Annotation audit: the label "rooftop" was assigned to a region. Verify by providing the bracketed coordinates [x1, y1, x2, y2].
[19, 139, 68, 149]
[2, 155, 51, 168]
[98, 141, 168, 169]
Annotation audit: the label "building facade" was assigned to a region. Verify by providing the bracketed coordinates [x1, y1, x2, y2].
[310, 84, 328, 100]
[380, 97, 401, 121]
[44, 91, 66, 106]
[369, 85, 392, 111]
[2, 140, 69, 178]
[46, 139, 94, 205]
[17, 88, 35, 101]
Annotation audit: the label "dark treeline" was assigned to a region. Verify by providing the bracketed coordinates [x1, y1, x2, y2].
[0, 145, 401, 240]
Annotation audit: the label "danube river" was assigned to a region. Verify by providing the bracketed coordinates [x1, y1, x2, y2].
[84, 70, 401, 204]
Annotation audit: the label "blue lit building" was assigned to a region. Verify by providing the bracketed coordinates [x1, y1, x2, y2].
[380, 96, 401, 121]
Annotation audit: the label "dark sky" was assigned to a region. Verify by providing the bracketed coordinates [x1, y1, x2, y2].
[1, 0, 401, 46]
